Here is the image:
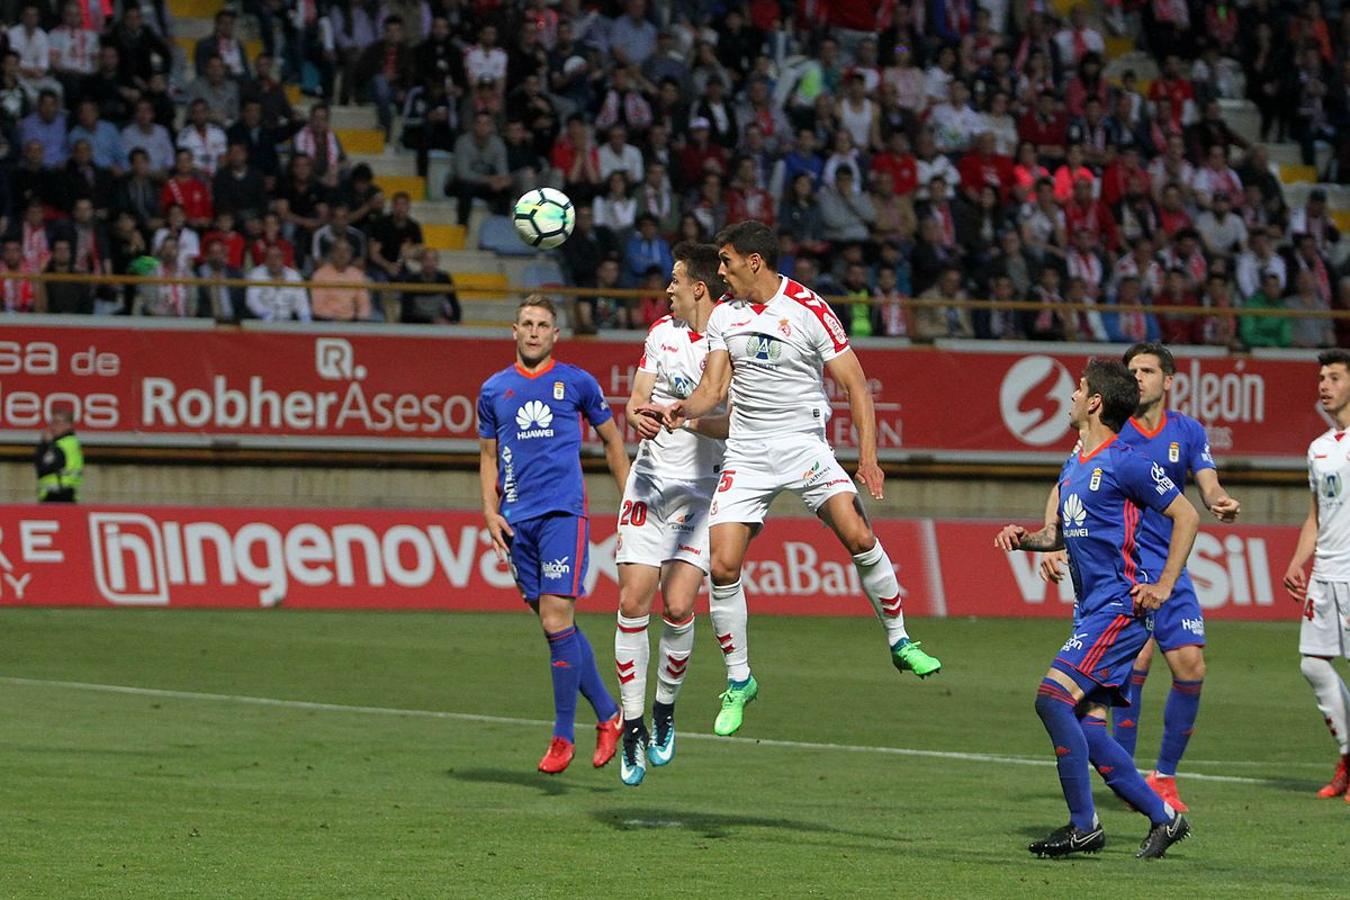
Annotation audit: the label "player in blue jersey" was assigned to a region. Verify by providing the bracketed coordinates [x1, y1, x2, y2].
[996, 359, 1198, 859]
[477, 295, 632, 775]
[1039, 343, 1240, 812]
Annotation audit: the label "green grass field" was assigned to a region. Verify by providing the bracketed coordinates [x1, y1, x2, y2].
[0, 609, 1344, 898]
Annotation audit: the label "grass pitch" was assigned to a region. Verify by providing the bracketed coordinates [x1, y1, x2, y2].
[0, 609, 1344, 898]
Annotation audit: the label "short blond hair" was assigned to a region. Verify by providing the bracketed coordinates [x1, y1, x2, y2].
[517, 294, 557, 322]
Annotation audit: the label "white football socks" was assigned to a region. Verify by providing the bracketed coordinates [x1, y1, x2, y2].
[710, 579, 751, 683]
[1301, 655, 1350, 754]
[853, 540, 909, 646]
[654, 614, 695, 705]
[615, 613, 649, 721]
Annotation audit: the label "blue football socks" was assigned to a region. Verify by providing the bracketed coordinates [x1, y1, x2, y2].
[572, 625, 619, 723]
[1157, 679, 1203, 777]
[545, 626, 583, 741]
[1035, 679, 1096, 830]
[1083, 715, 1172, 825]
[1112, 667, 1149, 758]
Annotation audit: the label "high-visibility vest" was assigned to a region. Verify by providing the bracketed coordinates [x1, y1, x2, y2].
[37, 433, 84, 500]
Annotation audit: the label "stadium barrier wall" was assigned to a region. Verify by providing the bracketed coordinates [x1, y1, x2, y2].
[0, 320, 1326, 467]
[0, 505, 1300, 622]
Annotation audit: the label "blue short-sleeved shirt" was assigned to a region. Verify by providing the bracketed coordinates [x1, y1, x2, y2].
[1058, 436, 1182, 618]
[1118, 411, 1214, 575]
[476, 359, 613, 524]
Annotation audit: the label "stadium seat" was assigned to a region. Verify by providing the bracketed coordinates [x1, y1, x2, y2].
[479, 215, 539, 257]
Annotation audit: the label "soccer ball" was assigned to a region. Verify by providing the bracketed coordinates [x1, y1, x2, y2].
[512, 188, 575, 249]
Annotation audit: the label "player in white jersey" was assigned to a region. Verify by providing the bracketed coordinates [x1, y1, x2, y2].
[613, 242, 729, 786]
[664, 221, 942, 737]
[1284, 349, 1350, 803]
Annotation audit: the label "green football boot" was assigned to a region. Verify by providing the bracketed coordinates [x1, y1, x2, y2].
[892, 638, 941, 678]
[713, 676, 759, 736]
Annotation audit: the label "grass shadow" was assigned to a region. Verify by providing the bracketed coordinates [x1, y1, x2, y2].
[591, 805, 902, 844]
[448, 766, 617, 796]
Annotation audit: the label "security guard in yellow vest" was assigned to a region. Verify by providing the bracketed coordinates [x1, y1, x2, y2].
[36, 407, 83, 503]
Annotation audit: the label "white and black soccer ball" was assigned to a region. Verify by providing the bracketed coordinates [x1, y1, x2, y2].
[512, 187, 576, 249]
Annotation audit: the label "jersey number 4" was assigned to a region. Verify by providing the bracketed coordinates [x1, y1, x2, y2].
[619, 500, 648, 527]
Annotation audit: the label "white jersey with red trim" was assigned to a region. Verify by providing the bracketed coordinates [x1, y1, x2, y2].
[1308, 428, 1350, 581]
[706, 275, 851, 441]
[633, 314, 724, 481]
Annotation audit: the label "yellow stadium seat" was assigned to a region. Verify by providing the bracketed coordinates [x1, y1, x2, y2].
[373, 175, 426, 198]
[1280, 164, 1318, 184]
[422, 224, 467, 251]
[338, 129, 385, 155]
[454, 272, 510, 300]
[168, 0, 222, 19]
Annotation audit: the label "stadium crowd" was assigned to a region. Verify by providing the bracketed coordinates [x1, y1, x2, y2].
[0, 1, 1347, 343]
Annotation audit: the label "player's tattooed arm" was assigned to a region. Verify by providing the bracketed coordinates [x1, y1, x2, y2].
[1037, 484, 1070, 582]
[994, 521, 1063, 552]
[1194, 469, 1240, 522]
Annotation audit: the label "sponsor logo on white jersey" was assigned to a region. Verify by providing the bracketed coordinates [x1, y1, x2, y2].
[515, 400, 555, 439]
[999, 356, 1075, 447]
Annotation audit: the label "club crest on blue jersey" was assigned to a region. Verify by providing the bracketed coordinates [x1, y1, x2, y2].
[1169, 441, 1180, 462]
[553, 381, 565, 400]
[1089, 467, 1102, 491]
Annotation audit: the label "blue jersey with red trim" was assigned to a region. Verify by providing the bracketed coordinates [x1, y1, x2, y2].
[1118, 411, 1214, 574]
[476, 359, 613, 523]
[1057, 436, 1182, 617]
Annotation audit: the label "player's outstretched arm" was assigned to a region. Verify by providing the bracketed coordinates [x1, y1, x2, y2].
[665, 348, 730, 427]
[1038, 484, 1069, 583]
[1283, 492, 1319, 602]
[625, 370, 663, 440]
[995, 520, 1063, 552]
[594, 419, 631, 495]
[824, 349, 883, 500]
[479, 438, 513, 562]
[1194, 469, 1241, 522]
[1131, 494, 1200, 612]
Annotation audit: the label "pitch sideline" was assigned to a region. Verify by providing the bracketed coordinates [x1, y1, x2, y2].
[0, 675, 1312, 787]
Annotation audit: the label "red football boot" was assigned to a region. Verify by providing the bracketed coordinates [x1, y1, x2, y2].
[538, 737, 574, 775]
[1145, 770, 1190, 813]
[1316, 754, 1349, 798]
[593, 714, 622, 767]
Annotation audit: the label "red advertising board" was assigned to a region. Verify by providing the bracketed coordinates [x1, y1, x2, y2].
[0, 322, 1325, 465]
[0, 505, 1302, 622]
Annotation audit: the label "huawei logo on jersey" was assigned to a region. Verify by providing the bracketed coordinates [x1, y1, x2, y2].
[1062, 493, 1088, 537]
[515, 400, 555, 439]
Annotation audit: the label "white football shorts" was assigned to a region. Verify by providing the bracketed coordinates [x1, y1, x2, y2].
[614, 470, 716, 573]
[708, 434, 857, 527]
[1300, 579, 1350, 658]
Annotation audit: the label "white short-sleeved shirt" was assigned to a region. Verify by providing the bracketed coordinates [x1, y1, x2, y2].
[633, 314, 723, 482]
[705, 275, 850, 441]
[1308, 428, 1350, 581]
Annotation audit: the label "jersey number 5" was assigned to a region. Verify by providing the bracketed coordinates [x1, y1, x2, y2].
[717, 470, 736, 493]
[620, 500, 648, 527]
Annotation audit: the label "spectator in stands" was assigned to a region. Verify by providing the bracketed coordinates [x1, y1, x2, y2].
[49, 2, 99, 102]
[1055, 5, 1105, 72]
[560, 205, 615, 288]
[113, 148, 162, 233]
[678, 117, 728, 189]
[819, 168, 874, 244]
[120, 99, 175, 177]
[337, 163, 385, 231]
[1019, 90, 1068, 167]
[358, 15, 416, 142]
[65, 139, 115, 215]
[1288, 231, 1334, 308]
[550, 114, 601, 202]
[330, 0, 379, 104]
[152, 204, 201, 274]
[110, 3, 171, 93]
[1024, 263, 1069, 341]
[243, 53, 299, 131]
[914, 266, 973, 341]
[1240, 270, 1293, 348]
[58, 196, 111, 282]
[249, 211, 296, 269]
[160, 149, 213, 232]
[311, 202, 368, 266]
[633, 160, 679, 237]
[1290, 268, 1335, 348]
[367, 191, 423, 283]
[210, 143, 267, 228]
[913, 129, 960, 200]
[107, 210, 146, 311]
[186, 56, 241, 128]
[19, 90, 67, 168]
[929, 79, 980, 156]
[9, 4, 61, 101]
[201, 211, 247, 271]
[592, 170, 637, 237]
[293, 103, 346, 188]
[132, 236, 193, 318]
[38, 237, 92, 315]
[1196, 192, 1248, 261]
[0, 236, 38, 313]
[81, 45, 133, 126]
[595, 65, 653, 135]
[276, 153, 329, 264]
[1288, 188, 1342, 257]
[177, 99, 228, 177]
[226, 99, 282, 184]
[1236, 225, 1287, 300]
[448, 111, 511, 226]
[195, 236, 243, 324]
[872, 263, 911, 338]
[621, 213, 672, 288]
[464, 23, 508, 98]
[416, 14, 464, 95]
[693, 76, 738, 151]
[246, 244, 311, 322]
[195, 9, 250, 81]
[1102, 275, 1155, 344]
[597, 124, 644, 185]
[310, 239, 373, 322]
[399, 246, 460, 325]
